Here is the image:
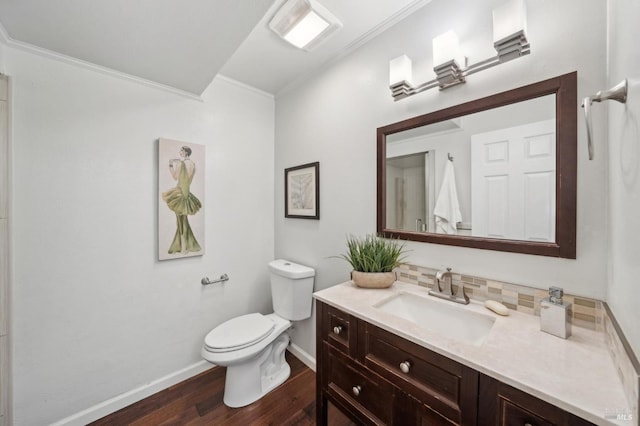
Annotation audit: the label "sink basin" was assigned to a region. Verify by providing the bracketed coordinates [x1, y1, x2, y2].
[374, 292, 496, 346]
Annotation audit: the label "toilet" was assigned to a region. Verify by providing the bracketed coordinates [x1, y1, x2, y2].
[201, 259, 315, 408]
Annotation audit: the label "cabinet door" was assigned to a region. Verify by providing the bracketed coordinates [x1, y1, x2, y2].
[325, 343, 395, 425]
[358, 321, 478, 425]
[395, 391, 459, 426]
[478, 375, 595, 426]
[316, 301, 359, 425]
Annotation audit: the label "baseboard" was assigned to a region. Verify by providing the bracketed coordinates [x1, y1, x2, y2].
[50, 360, 214, 426]
[288, 343, 316, 372]
[51, 345, 314, 425]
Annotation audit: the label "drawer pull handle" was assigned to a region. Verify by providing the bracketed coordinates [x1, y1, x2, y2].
[399, 361, 411, 373]
[352, 385, 362, 397]
[524, 424, 533, 426]
[333, 326, 343, 335]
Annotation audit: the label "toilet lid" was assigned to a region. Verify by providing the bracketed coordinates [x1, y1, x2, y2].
[204, 313, 275, 352]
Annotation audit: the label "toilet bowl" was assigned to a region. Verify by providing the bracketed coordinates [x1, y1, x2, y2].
[201, 259, 315, 408]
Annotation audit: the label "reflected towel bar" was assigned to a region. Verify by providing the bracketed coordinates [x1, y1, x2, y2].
[581, 79, 628, 160]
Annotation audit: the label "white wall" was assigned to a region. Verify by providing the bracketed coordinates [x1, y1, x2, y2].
[7, 47, 275, 425]
[0, 43, 5, 72]
[275, 0, 608, 358]
[0, 74, 10, 426]
[606, 0, 640, 357]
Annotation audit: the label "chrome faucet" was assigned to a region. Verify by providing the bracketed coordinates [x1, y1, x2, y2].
[428, 267, 470, 305]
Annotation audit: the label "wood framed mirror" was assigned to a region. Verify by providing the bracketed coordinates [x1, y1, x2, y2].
[377, 72, 577, 258]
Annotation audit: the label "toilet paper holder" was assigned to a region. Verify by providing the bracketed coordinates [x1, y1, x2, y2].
[201, 274, 229, 285]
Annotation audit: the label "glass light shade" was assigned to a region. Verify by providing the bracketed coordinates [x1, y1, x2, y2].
[269, 0, 341, 51]
[492, 0, 527, 44]
[432, 30, 464, 67]
[389, 55, 413, 86]
[283, 10, 330, 49]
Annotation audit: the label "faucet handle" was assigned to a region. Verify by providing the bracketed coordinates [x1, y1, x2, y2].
[439, 269, 453, 295]
[454, 282, 470, 304]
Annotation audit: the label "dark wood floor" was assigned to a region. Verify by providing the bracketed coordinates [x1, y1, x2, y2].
[91, 351, 355, 425]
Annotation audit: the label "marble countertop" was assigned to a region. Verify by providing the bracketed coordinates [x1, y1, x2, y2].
[314, 281, 630, 426]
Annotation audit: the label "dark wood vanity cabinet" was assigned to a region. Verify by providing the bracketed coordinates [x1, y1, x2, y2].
[316, 301, 595, 426]
[317, 301, 477, 425]
[478, 375, 595, 426]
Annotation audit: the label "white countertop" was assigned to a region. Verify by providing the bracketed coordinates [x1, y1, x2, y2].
[314, 281, 630, 426]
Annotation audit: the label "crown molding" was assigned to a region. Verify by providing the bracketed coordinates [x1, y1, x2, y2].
[0, 21, 9, 45]
[216, 74, 275, 100]
[0, 21, 203, 101]
[336, 0, 433, 57]
[276, 0, 433, 97]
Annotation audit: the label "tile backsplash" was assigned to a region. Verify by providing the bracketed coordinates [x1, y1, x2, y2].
[395, 263, 603, 331]
[603, 304, 640, 422]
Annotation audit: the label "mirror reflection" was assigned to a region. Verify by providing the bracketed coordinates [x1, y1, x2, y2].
[386, 95, 556, 242]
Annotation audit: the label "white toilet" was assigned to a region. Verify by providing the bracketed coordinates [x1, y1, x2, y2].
[201, 259, 315, 408]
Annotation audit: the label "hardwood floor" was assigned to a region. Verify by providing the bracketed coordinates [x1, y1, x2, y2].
[91, 351, 355, 425]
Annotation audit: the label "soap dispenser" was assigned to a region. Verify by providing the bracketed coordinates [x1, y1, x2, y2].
[540, 286, 572, 339]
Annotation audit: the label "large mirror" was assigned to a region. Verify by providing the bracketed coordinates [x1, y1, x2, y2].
[377, 72, 577, 258]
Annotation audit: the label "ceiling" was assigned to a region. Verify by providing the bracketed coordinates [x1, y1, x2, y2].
[0, 0, 430, 97]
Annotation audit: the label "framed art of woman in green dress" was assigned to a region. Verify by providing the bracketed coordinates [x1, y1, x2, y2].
[158, 139, 205, 259]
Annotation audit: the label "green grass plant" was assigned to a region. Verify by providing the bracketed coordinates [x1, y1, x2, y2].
[335, 234, 407, 273]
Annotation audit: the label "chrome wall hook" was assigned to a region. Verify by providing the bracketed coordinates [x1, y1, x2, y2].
[581, 79, 628, 160]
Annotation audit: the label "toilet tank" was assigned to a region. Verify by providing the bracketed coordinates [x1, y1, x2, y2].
[268, 259, 315, 321]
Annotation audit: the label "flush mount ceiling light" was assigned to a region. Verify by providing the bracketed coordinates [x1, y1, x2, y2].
[269, 0, 342, 51]
[389, 0, 530, 101]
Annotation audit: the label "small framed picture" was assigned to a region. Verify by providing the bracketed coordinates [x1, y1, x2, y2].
[285, 162, 319, 219]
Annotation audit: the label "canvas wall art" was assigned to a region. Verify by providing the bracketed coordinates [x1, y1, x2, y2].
[158, 138, 205, 260]
[285, 162, 319, 219]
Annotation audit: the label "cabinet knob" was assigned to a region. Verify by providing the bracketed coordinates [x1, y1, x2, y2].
[399, 361, 411, 373]
[352, 385, 362, 397]
[333, 326, 343, 335]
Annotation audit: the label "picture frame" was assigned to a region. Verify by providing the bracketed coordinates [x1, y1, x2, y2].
[285, 162, 320, 219]
[158, 138, 205, 260]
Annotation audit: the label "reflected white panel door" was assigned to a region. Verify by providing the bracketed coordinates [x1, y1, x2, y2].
[425, 151, 436, 232]
[403, 165, 425, 232]
[471, 120, 556, 241]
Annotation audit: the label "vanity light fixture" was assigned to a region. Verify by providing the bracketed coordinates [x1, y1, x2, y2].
[268, 0, 342, 51]
[389, 0, 530, 101]
[432, 30, 467, 89]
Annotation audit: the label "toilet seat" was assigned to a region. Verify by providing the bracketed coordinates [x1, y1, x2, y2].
[204, 313, 275, 353]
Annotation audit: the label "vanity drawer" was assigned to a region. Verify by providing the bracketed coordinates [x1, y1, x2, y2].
[478, 375, 596, 426]
[325, 343, 394, 425]
[322, 304, 357, 357]
[501, 400, 554, 426]
[358, 321, 478, 425]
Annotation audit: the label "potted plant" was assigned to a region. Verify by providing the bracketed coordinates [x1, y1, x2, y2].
[334, 234, 407, 288]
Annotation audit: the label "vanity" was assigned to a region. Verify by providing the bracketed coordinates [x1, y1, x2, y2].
[314, 281, 629, 426]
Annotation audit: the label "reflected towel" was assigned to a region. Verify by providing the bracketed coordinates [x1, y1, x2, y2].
[434, 160, 462, 234]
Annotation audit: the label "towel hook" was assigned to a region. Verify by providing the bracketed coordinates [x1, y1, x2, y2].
[447, 153, 454, 162]
[581, 79, 628, 160]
